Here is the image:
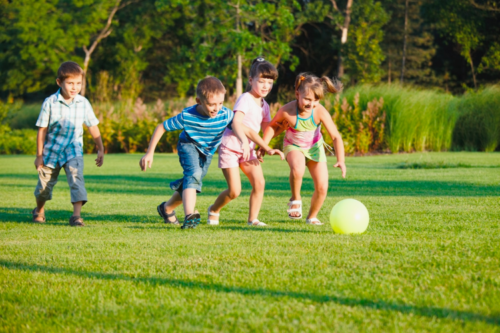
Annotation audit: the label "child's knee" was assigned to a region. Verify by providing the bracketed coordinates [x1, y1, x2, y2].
[316, 183, 328, 196]
[253, 178, 265, 191]
[228, 187, 241, 199]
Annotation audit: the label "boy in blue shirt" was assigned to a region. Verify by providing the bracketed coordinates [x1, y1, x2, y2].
[32, 61, 104, 226]
[139, 76, 249, 229]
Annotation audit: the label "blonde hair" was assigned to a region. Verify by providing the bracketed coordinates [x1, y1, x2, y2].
[245, 57, 279, 92]
[196, 76, 226, 102]
[295, 72, 343, 100]
[57, 61, 84, 82]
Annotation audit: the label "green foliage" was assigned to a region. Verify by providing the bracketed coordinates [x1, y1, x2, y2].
[323, 93, 386, 154]
[345, 0, 389, 83]
[452, 86, 500, 152]
[333, 85, 457, 153]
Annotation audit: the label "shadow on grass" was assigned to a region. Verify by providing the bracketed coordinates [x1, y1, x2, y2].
[2, 173, 500, 197]
[0, 207, 318, 233]
[0, 260, 498, 326]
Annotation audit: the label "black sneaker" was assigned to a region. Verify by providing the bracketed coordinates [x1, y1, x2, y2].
[181, 212, 201, 229]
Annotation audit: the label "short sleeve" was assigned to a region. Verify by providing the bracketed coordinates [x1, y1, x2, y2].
[83, 100, 99, 127]
[233, 93, 252, 115]
[163, 113, 184, 131]
[35, 99, 51, 128]
[262, 102, 271, 123]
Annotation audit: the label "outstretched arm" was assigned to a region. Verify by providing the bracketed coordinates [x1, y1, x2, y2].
[241, 125, 284, 160]
[140, 123, 166, 171]
[88, 125, 104, 167]
[318, 105, 346, 178]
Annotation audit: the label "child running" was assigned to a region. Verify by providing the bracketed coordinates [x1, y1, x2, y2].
[208, 57, 284, 226]
[260, 73, 346, 225]
[139, 76, 249, 229]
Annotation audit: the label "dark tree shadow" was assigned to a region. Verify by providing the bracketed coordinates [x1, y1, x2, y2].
[0, 260, 498, 326]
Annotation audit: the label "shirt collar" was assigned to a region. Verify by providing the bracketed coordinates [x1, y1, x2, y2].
[56, 89, 84, 105]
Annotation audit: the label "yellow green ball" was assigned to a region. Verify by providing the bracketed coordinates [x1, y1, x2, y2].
[330, 199, 369, 234]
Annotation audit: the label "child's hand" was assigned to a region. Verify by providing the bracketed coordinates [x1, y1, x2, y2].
[256, 147, 266, 163]
[267, 149, 285, 160]
[95, 150, 104, 167]
[34, 156, 44, 171]
[140, 153, 154, 171]
[241, 141, 250, 161]
[333, 161, 346, 178]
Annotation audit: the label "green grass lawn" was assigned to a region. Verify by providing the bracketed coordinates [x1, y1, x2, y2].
[1, 152, 499, 332]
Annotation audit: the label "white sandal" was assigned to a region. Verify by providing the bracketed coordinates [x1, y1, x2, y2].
[287, 200, 302, 219]
[306, 218, 323, 225]
[248, 219, 267, 226]
[207, 205, 220, 225]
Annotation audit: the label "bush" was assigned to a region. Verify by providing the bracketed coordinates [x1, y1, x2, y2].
[452, 86, 500, 152]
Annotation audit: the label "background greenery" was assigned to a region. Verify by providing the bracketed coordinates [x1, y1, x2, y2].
[1, 153, 499, 331]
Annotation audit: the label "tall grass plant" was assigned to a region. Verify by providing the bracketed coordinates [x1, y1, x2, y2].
[333, 85, 458, 153]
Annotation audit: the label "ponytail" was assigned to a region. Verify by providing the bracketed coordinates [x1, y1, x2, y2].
[321, 76, 343, 94]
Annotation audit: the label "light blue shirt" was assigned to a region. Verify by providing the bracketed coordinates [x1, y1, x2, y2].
[36, 89, 99, 168]
[163, 105, 234, 155]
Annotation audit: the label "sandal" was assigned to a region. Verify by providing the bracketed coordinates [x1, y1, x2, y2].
[306, 217, 323, 226]
[207, 205, 220, 225]
[181, 212, 201, 229]
[157, 202, 179, 224]
[248, 219, 267, 226]
[287, 200, 302, 219]
[32, 208, 45, 223]
[69, 216, 85, 227]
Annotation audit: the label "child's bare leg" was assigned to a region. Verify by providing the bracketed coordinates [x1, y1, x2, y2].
[36, 199, 46, 214]
[210, 167, 241, 222]
[182, 188, 197, 216]
[72, 201, 83, 216]
[287, 151, 306, 217]
[163, 191, 183, 222]
[240, 160, 265, 222]
[306, 161, 329, 219]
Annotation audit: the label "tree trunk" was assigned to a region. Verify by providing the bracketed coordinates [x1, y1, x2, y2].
[80, 0, 124, 96]
[235, 1, 243, 97]
[400, 0, 409, 84]
[336, 0, 353, 78]
[469, 50, 477, 89]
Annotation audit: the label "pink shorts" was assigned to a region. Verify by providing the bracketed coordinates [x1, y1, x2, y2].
[218, 144, 259, 169]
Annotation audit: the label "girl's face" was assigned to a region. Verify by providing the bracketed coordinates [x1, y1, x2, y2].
[296, 89, 320, 112]
[249, 76, 273, 98]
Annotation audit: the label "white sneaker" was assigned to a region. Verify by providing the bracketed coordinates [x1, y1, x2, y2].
[248, 219, 267, 226]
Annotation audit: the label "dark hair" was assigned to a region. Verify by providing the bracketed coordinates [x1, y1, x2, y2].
[295, 72, 343, 100]
[57, 61, 84, 82]
[245, 57, 279, 92]
[196, 76, 226, 102]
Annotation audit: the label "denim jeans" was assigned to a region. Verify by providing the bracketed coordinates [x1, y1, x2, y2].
[170, 138, 213, 194]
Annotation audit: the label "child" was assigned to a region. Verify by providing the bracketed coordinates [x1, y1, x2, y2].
[260, 73, 346, 225]
[208, 57, 285, 227]
[32, 61, 104, 226]
[139, 76, 249, 229]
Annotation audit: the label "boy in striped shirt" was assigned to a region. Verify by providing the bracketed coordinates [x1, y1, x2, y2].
[139, 76, 249, 229]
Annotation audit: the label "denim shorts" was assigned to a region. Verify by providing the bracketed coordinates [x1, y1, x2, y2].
[170, 139, 213, 194]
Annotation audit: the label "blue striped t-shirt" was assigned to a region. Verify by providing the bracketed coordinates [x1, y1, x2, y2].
[163, 105, 234, 155]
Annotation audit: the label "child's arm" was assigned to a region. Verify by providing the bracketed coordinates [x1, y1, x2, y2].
[317, 105, 346, 178]
[140, 123, 166, 171]
[140, 113, 184, 171]
[88, 125, 104, 167]
[231, 112, 251, 160]
[34, 127, 47, 171]
[262, 109, 286, 145]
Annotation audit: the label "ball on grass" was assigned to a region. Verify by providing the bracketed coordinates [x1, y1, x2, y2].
[330, 199, 369, 234]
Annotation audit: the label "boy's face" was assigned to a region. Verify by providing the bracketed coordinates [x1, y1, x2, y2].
[56, 75, 83, 100]
[196, 93, 225, 118]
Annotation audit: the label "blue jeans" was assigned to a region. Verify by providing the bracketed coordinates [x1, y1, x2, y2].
[170, 139, 213, 194]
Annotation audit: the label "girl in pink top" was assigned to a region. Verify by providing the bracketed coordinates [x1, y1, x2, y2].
[208, 57, 284, 226]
